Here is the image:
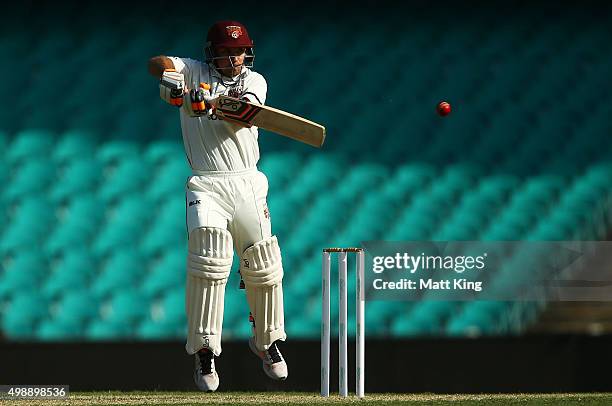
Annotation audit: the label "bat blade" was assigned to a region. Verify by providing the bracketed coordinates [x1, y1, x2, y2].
[215, 96, 326, 148]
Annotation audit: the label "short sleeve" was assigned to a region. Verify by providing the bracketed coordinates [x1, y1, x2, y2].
[242, 73, 267, 105]
[167, 56, 201, 84]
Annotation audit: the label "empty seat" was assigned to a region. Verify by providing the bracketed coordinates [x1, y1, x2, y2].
[258, 152, 303, 191]
[142, 249, 185, 298]
[50, 159, 103, 202]
[37, 318, 84, 341]
[7, 129, 54, 164]
[3, 160, 57, 201]
[0, 253, 48, 300]
[0, 199, 56, 254]
[138, 287, 190, 339]
[147, 158, 190, 202]
[92, 196, 152, 255]
[447, 301, 509, 336]
[43, 264, 90, 299]
[54, 291, 100, 326]
[46, 196, 104, 255]
[85, 319, 133, 340]
[96, 141, 140, 166]
[92, 251, 147, 298]
[99, 158, 150, 202]
[145, 140, 184, 167]
[2, 293, 49, 339]
[105, 290, 150, 325]
[53, 131, 98, 163]
[137, 317, 185, 339]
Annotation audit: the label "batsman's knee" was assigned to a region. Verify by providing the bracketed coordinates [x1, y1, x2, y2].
[239, 236, 283, 286]
[187, 227, 233, 280]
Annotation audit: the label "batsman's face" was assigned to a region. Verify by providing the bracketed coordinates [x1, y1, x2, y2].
[214, 47, 246, 77]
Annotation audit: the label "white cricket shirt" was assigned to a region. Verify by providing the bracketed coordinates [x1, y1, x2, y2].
[169, 56, 268, 172]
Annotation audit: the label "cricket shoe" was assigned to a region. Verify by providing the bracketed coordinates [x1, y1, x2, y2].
[193, 348, 219, 392]
[248, 337, 288, 381]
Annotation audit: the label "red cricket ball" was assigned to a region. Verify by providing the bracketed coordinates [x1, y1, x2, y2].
[437, 101, 451, 116]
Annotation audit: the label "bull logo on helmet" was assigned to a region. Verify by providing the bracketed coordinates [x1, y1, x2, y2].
[226, 25, 243, 39]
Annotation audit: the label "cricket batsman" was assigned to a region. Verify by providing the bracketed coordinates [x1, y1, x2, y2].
[148, 20, 287, 392]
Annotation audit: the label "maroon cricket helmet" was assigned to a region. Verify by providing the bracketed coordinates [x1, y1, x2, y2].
[204, 20, 255, 67]
[206, 20, 253, 48]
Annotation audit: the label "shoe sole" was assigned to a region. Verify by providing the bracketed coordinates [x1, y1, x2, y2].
[193, 370, 219, 392]
[248, 338, 288, 381]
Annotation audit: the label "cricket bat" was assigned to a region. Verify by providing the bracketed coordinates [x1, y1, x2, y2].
[213, 95, 326, 148]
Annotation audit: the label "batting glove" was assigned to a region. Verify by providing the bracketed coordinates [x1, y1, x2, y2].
[159, 69, 185, 107]
[183, 83, 215, 117]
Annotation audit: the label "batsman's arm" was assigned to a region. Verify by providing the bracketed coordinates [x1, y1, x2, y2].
[150, 55, 185, 107]
[148, 55, 175, 78]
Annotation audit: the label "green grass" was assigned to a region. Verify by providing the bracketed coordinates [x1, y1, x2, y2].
[1, 392, 612, 405]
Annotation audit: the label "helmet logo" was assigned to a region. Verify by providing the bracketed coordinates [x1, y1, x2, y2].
[226, 25, 243, 39]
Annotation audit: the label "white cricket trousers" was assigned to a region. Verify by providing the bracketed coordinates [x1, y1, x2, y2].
[185, 167, 272, 254]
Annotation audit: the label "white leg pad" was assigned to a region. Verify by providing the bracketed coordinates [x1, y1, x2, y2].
[185, 227, 233, 356]
[240, 236, 287, 351]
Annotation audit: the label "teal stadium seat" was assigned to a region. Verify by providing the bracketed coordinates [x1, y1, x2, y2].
[50, 159, 103, 202]
[147, 157, 190, 203]
[447, 301, 510, 337]
[222, 289, 250, 336]
[393, 163, 436, 190]
[38, 291, 99, 340]
[144, 140, 184, 166]
[6, 129, 54, 164]
[99, 157, 150, 202]
[92, 250, 147, 298]
[53, 131, 97, 164]
[476, 176, 519, 204]
[1, 293, 49, 339]
[86, 319, 134, 340]
[105, 290, 150, 326]
[0, 199, 56, 254]
[284, 255, 317, 296]
[54, 251, 97, 278]
[0, 253, 48, 300]
[434, 221, 481, 241]
[114, 105, 160, 140]
[285, 155, 344, 202]
[141, 198, 186, 256]
[43, 251, 96, 299]
[387, 192, 448, 240]
[137, 317, 185, 339]
[337, 193, 397, 241]
[391, 311, 439, 336]
[96, 140, 140, 166]
[142, 248, 185, 298]
[46, 195, 104, 256]
[93, 196, 152, 255]
[137, 288, 186, 339]
[335, 164, 388, 201]
[259, 152, 303, 191]
[3, 159, 57, 202]
[38, 318, 82, 341]
[364, 301, 404, 337]
[157, 288, 186, 325]
[286, 313, 319, 339]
